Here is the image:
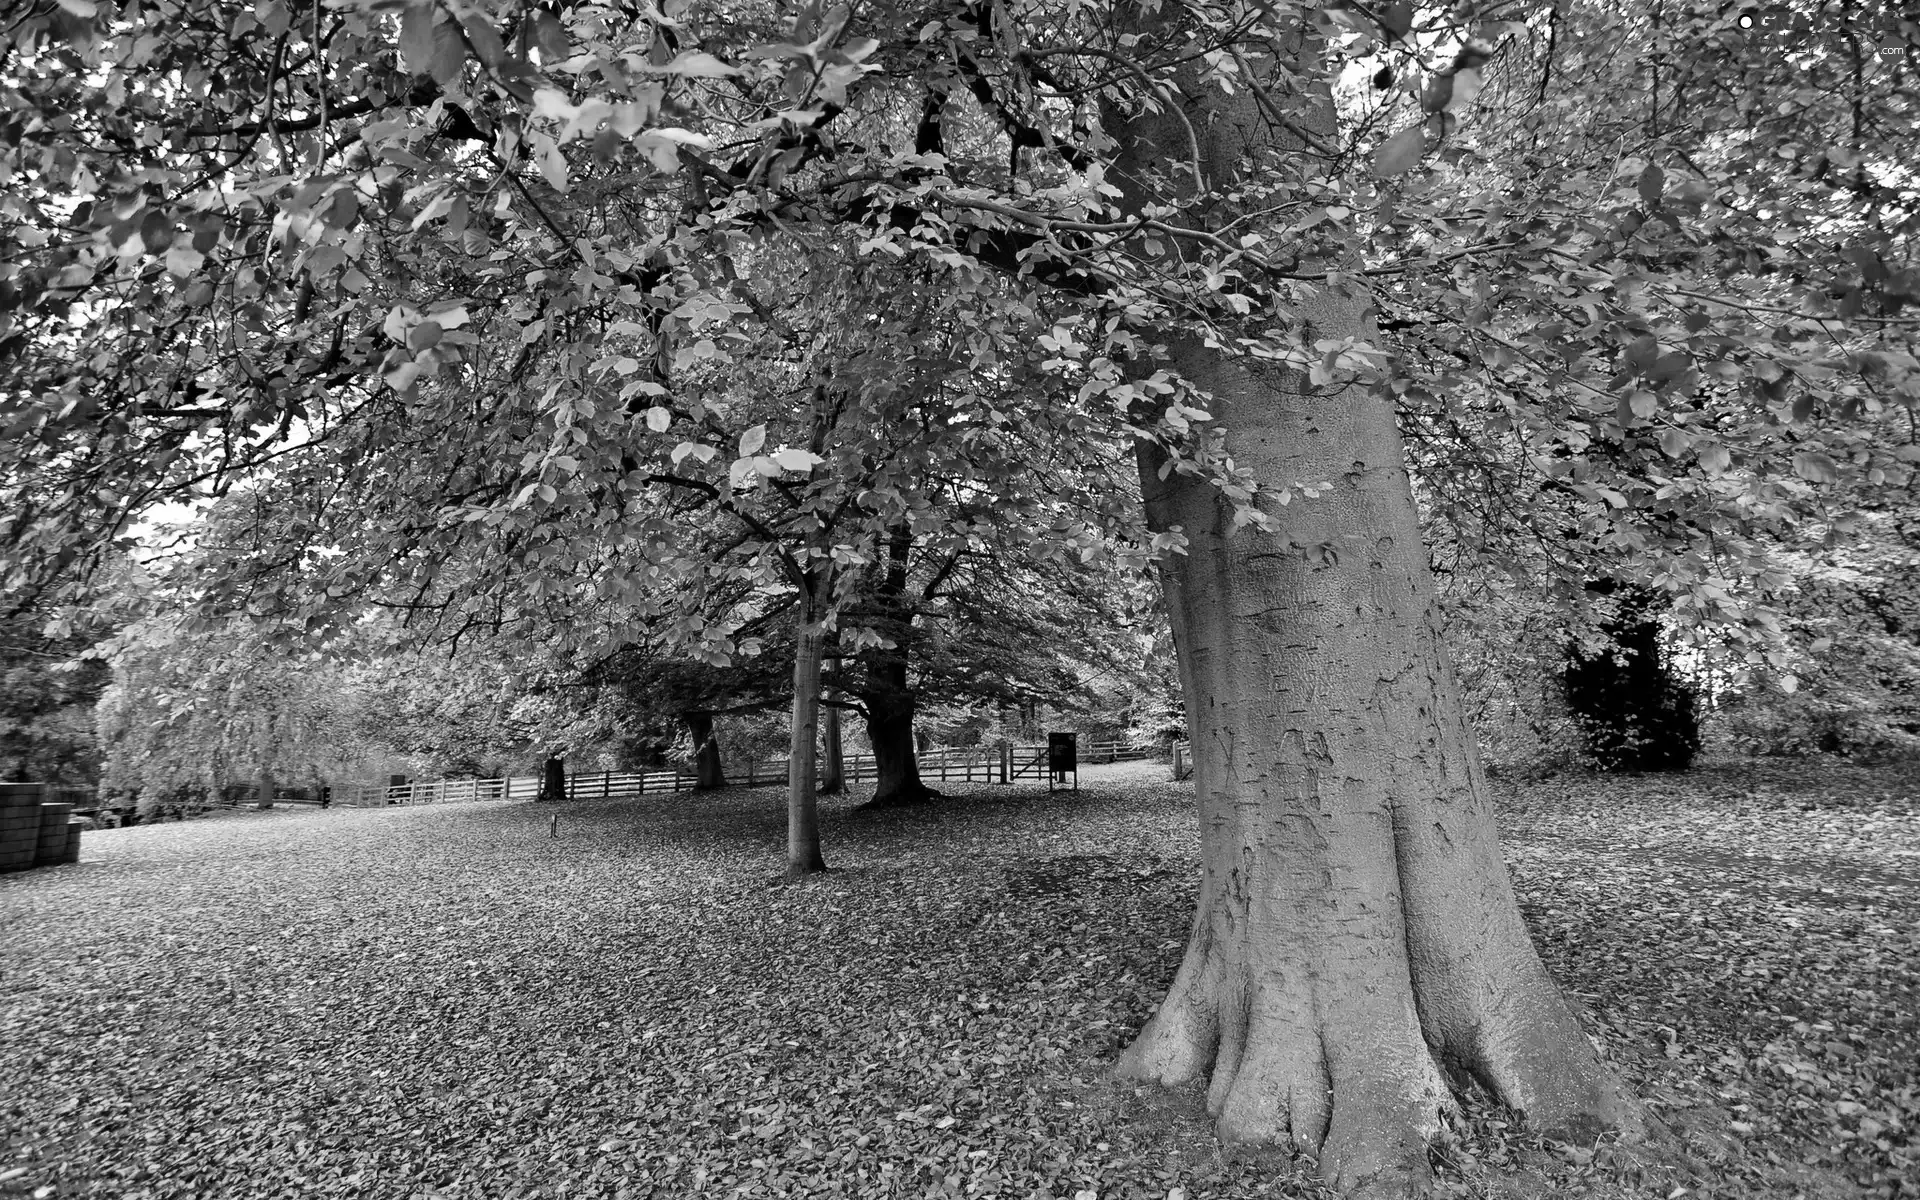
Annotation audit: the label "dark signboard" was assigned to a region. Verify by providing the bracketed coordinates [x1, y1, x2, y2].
[1048, 732, 1077, 774]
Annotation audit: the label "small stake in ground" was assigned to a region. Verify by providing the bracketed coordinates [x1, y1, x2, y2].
[549, 814, 559, 840]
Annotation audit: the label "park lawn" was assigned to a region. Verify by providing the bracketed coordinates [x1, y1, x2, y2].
[0, 761, 1913, 1200]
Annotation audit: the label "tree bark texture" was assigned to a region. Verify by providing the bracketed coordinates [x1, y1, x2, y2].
[1107, 22, 1647, 1199]
[254, 767, 274, 811]
[861, 674, 938, 807]
[785, 572, 829, 876]
[820, 691, 844, 795]
[684, 710, 727, 790]
[858, 524, 938, 807]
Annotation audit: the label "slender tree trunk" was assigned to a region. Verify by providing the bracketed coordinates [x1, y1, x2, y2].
[684, 711, 727, 790]
[819, 690, 844, 794]
[785, 569, 829, 876]
[1106, 20, 1648, 1199]
[254, 767, 274, 811]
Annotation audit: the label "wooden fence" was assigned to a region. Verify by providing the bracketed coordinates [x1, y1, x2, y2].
[731, 745, 1039, 787]
[216, 784, 329, 808]
[47, 740, 1159, 819]
[330, 740, 1179, 807]
[334, 776, 548, 807]
[1078, 740, 1156, 764]
[333, 744, 1058, 807]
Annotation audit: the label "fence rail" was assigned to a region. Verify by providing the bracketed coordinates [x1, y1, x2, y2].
[48, 739, 1145, 819]
[1078, 740, 1155, 764]
[47, 785, 98, 810]
[338, 744, 1061, 806]
[58, 783, 331, 822]
[335, 777, 546, 807]
[217, 785, 328, 808]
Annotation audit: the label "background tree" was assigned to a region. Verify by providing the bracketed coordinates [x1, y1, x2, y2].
[838, 522, 1153, 804]
[1371, 0, 1917, 777]
[1560, 580, 1702, 770]
[98, 614, 330, 811]
[0, 606, 110, 785]
[1710, 522, 1920, 759]
[588, 647, 793, 788]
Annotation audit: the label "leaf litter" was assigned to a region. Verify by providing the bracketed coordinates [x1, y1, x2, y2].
[0, 759, 1912, 1199]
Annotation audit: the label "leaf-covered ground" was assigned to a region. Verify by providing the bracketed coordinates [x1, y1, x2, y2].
[1, 760, 1913, 1200]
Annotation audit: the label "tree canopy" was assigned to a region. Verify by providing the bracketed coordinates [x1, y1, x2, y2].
[3, 0, 1912, 665]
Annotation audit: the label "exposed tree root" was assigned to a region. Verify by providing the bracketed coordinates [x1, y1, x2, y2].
[1115, 830, 1657, 1199]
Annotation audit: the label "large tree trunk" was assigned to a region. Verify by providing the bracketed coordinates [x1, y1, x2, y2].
[683, 711, 727, 790]
[254, 767, 274, 811]
[859, 524, 939, 807]
[862, 688, 938, 806]
[540, 755, 566, 803]
[1107, 22, 1648, 1200]
[785, 572, 829, 876]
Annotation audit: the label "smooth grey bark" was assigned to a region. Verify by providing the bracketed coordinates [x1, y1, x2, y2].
[785, 567, 829, 876]
[1105, 19, 1649, 1199]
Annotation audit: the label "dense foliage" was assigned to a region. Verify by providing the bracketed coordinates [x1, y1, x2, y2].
[1712, 543, 1920, 760]
[0, 0, 1907, 626]
[0, 607, 107, 785]
[0, 2, 1911, 770]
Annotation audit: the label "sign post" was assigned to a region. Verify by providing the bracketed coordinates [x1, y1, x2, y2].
[1047, 732, 1077, 793]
